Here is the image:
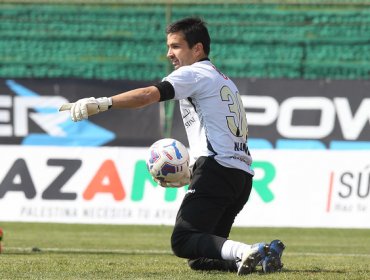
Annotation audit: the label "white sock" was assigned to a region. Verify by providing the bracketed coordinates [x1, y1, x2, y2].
[221, 240, 251, 261]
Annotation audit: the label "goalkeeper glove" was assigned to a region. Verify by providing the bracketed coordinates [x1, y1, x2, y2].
[59, 97, 112, 122]
[154, 167, 191, 188]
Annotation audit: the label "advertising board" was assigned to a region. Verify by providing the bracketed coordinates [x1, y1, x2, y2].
[1, 78, 369, 228]
[0, 146, 369, 228]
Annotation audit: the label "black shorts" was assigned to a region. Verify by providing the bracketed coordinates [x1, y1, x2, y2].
[171, 156, 253, 259]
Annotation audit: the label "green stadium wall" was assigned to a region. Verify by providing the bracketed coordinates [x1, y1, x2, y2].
[1, 2, 370, 80]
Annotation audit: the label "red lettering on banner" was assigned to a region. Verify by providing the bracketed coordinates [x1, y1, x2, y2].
[83, 160, 126, 200]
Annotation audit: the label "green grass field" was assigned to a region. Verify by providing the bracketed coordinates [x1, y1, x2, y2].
[0, 222, 369, 279]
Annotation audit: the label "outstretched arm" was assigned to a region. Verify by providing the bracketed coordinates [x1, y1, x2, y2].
[111, 86, 160, 109]
[59, 85, 161, 122]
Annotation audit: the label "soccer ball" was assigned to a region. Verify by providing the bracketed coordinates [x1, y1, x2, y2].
[146, 138, 190, 184]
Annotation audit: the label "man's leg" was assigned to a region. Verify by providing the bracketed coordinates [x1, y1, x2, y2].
[170, 157, 253, 270]
[186, 168, 253, 272]
[187, 258, 237, 272]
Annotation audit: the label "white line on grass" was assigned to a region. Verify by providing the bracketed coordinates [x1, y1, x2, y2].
[6, 247, 172, 255]
[5, 247, 370, 258]
[288, 252, 370, 258]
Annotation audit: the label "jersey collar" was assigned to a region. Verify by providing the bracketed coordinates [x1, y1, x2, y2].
[198, 57, 210, 62]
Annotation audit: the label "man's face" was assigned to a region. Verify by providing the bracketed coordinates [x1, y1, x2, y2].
[166, 32, 198, 70]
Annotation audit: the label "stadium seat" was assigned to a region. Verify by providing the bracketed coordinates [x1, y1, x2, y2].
[0, 2, 369, 80]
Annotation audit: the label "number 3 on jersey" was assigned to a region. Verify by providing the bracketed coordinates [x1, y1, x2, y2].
[220, 86, 248, 138]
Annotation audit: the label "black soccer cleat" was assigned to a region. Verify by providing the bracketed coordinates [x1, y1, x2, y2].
[262, 240, 285, 273]
[237, 243, 269, 275]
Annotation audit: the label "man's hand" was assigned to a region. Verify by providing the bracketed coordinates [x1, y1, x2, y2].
[59, 97, 112, 122]
[154, 177, 190, 188]
[153, 167, 191, 188]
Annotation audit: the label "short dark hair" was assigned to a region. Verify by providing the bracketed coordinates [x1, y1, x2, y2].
[166, 17, 211, 55]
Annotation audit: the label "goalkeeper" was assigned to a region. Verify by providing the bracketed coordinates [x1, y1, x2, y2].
[61, 17, 285, 275]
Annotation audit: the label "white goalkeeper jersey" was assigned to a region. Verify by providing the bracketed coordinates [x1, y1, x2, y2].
[163, 60, 254, 176]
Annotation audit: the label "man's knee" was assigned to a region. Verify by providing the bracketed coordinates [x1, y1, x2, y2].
[170, 228, 188, 258]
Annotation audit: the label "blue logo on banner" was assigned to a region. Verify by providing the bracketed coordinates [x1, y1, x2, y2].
[6, 80, 115, 146]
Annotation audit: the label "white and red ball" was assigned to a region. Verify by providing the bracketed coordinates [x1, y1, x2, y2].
[146, 138, 190, 183]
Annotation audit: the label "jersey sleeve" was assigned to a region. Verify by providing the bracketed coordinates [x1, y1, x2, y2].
[162, 66, 202, 100]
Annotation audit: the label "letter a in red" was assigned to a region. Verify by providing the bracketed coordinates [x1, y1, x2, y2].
[83, 160, 126, 201]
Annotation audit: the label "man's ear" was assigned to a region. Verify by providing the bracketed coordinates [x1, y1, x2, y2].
[193, 42, 204, 56]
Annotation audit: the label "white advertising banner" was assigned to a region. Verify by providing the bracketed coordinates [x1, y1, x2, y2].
[0, 145, 369, 228]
